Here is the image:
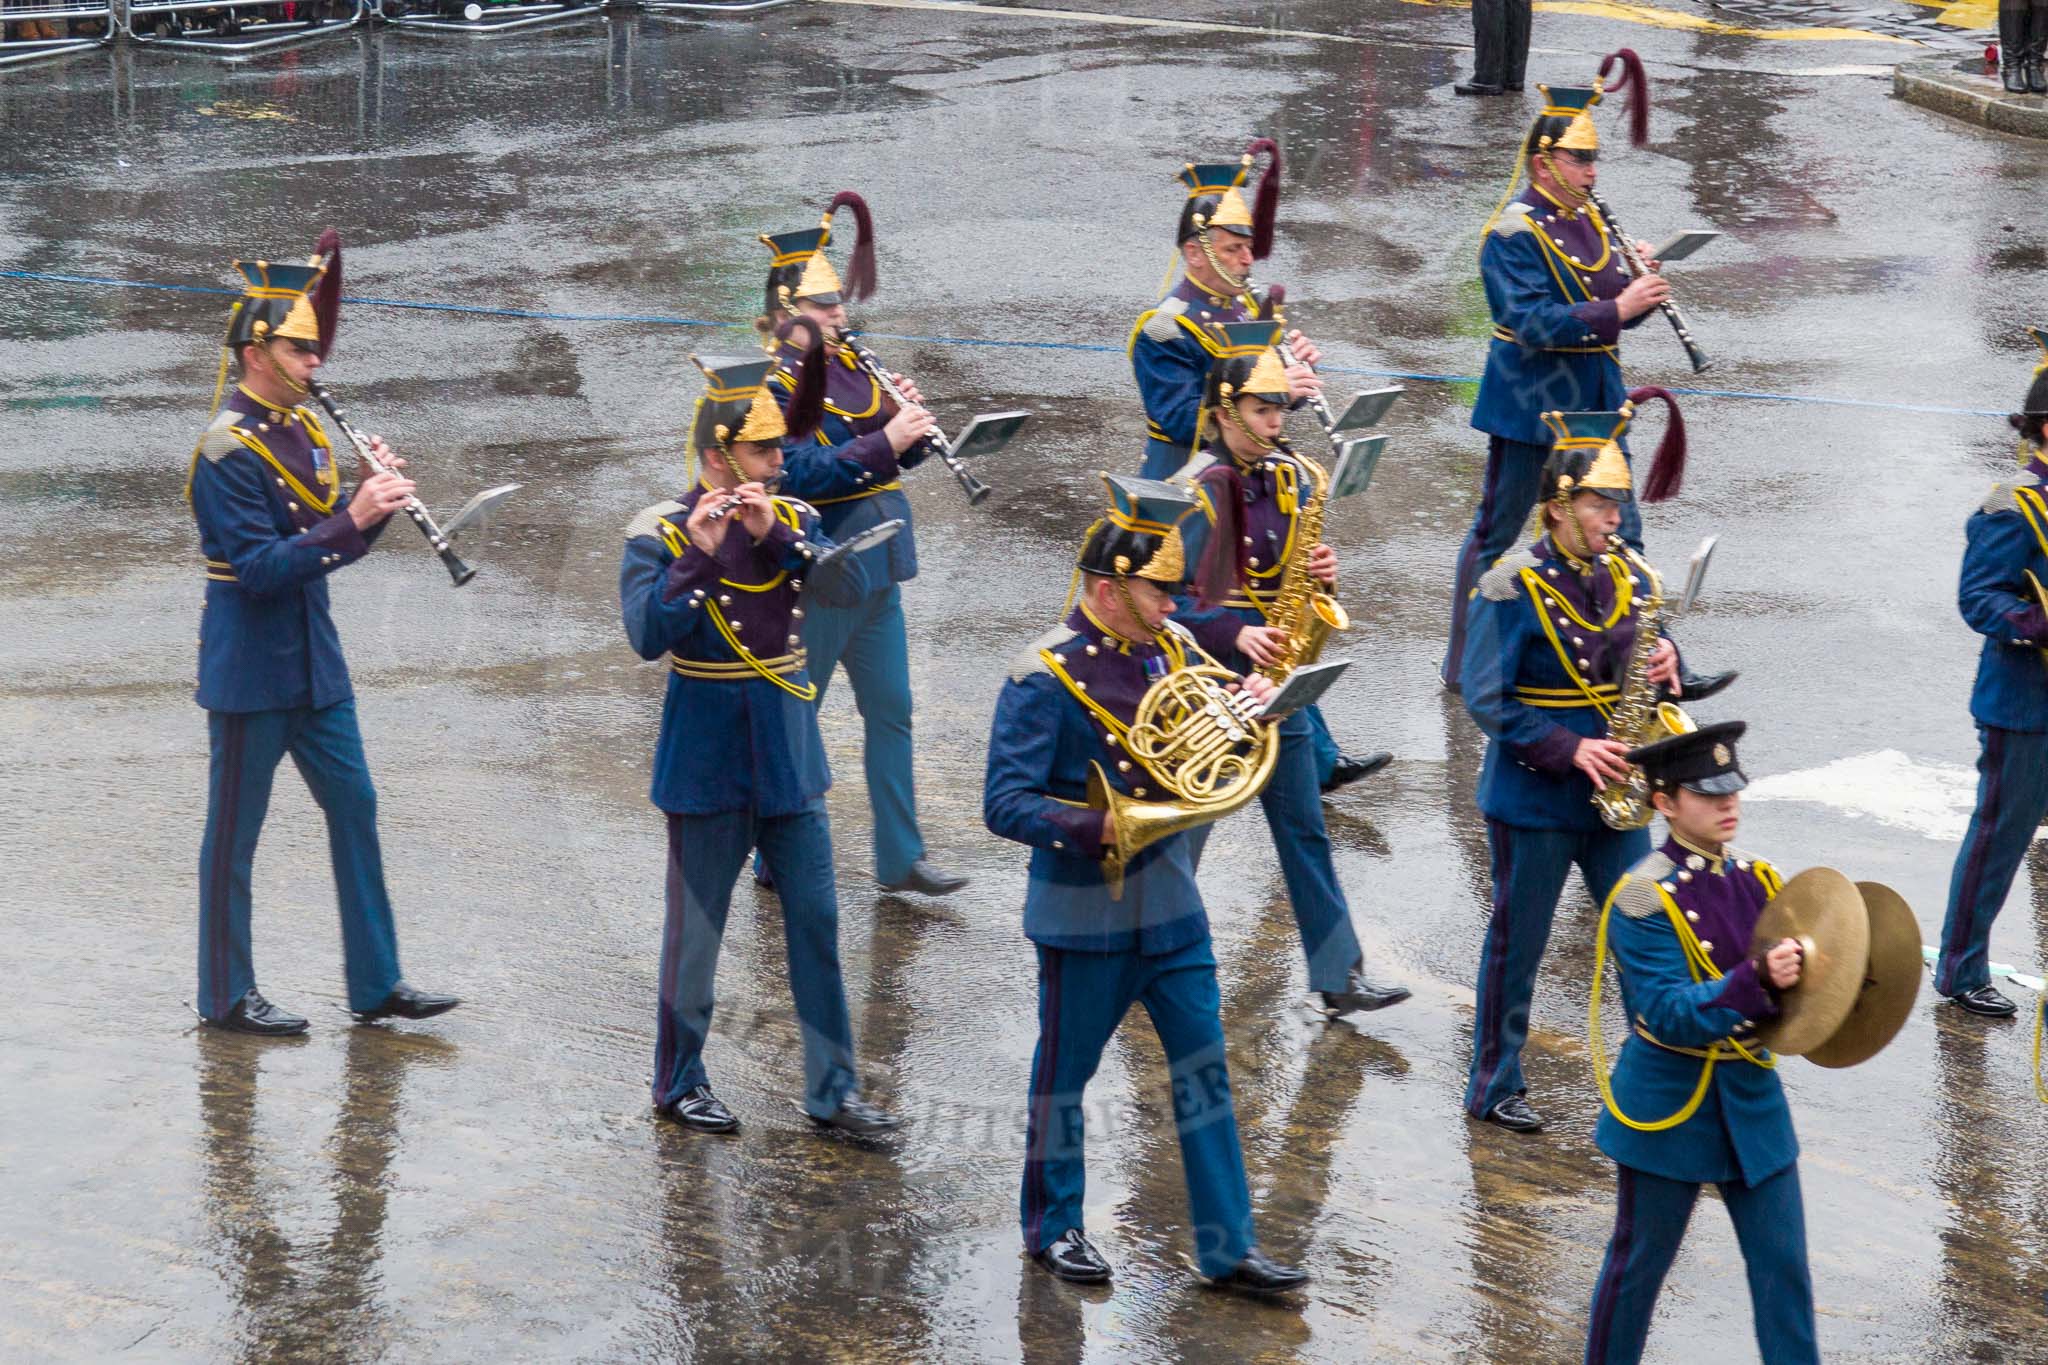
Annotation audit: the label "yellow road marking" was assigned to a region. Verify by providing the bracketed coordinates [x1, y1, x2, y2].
[1407, 0, 1918, 43]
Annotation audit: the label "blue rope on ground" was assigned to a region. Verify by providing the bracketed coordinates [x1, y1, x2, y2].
[0, 268, 2009, 419]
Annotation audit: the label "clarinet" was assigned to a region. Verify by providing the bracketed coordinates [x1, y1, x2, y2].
[840, 333, 992, 507]
[1588, 190, 1710, 374]
[307, 381, 475, 586]
[1256, 286, 1348, 452]
[702, 473, 785, 522]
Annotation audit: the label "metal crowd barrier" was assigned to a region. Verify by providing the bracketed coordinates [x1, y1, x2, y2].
[374, 0, 602, 35]
[639, 0, 795, 13]
[125, 0, 364, 54]
[0, 0, 114, 67]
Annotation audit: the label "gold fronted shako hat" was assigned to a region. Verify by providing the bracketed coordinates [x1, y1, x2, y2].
[760, 190, 876, 315]
[1075, 472, 1207, 587]
[1171, 137, 1282, 288]
[2013, 324, 2048, 450]
[1480, 48, 1650, 242]
[1190, 318, 1289, 458]
[689, 321, 830, 474]
[207, 228, 343, 421]
[1540, 407, 1636, 505]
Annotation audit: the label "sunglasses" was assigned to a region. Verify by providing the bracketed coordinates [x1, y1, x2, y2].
[1557, 149, 1598, 166]
[282, 338, 321, 356]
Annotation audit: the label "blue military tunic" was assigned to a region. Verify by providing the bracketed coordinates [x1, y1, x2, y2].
[1471, 186, 1641, 446]
[982, 605, 1209, 954]
[189, 385, 382, 712]
[1596, 838, 1797, 1186]
[1130, 276, 1251, 481]
[619, 487, 867, 816]
[772, 338, 918, 589]
[1463, 535, 1668, 831]
[1960, 458, 2048, 731]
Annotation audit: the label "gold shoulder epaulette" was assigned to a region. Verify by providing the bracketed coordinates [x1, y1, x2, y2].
[1011, 625, 1079, 683]
[1477, 549, 1541, 602]
[1140, 297, 1189, 344]
[1613, 850, 1677, 920]
[196, 410, 252, 464]
[1489, 202, 1535, 240]
[624, 499, 688, 544]
[1984, 479, 2037, 516]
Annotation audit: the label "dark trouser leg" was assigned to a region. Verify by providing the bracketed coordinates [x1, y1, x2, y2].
[287, 699, 404, 1012]
[1584, 1165, 1699, 1364]
[1021, 946, 1134, 1256]
[754, 802, 861, 1118]
[2029, 0, 2048, 92]
[1503, 0, 1532, 88]
[1139, 944, 1255, 1278]
[1261, 715, 1365, 992]
[197, 709, 290, 1021]
[1444, 435, 1550, 688]
[2002, 1, 2030, 89]
[1575, 824, 1653, 939]
[653, 809, 749, 1110]
[1719, 1164, 1819, 1365]
[1464, 820, 1574, 1116]
[1303, 703, 1341, 786]
[1936, 726, 2048, 995]
[1469, 0, 1507, 85]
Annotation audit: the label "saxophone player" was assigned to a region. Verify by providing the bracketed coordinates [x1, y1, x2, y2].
[1176, 322, 1412, 1016]
[1458, 411, 1682, 1133]
[984, 474, 1308, 1298]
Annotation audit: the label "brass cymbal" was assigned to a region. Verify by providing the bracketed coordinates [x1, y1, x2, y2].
[1749, 867, 1870, 1058]
[1805, 882, 1925, 1069]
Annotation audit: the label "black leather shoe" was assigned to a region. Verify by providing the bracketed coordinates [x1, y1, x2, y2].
[1200, 1247, 1309, 1298]
[1454, 79, 1504, 96]
[353, 982, 461, 1023]
[809, 1093, 904, 1136]
[1035, 1229, 1112, 1284]
[1949, 984, 2019, 1018]
[1481, 1093, 1546, 1132]
[1320, 750, 1393, 794]
[660, 1084, 740, 1134]
[205, 987, 308, 1037]
[1671, 668, 1738, 702]
[1321, 965, 1412, 1016]
[876, 860, 969, 896]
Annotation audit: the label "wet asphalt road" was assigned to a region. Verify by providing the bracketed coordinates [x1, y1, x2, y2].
[4, 1, 2048, 1359]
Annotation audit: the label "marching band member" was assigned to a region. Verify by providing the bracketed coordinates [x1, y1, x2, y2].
[1179, 321, 1411, 1015]
[984, 474, 1307, 1297]
[1934, 327, 2048, 1018]
[1443, 58, 1727, 702]
[619, 344, 902, 1137]
[1459, 411, 1681, 1132]
[1585, 722, 1817, 1363]
[189, 244, 457, 1036]
[1129, 149, 1387, 792]
[755, 193, 967, 898]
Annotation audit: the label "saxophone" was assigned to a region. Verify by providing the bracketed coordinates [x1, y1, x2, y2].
[1256, 450, 1350, 680]
[1592, 541, 1696, 830]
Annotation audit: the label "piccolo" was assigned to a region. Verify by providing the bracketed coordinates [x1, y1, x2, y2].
[701, 474, 785, 522]
[1588, 190, 1710, 374]
[307, 380, 476, 586]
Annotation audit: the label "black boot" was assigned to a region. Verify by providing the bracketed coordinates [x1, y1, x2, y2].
[2029, 3, 2048, 93]
[2002, 3, 2030, 92]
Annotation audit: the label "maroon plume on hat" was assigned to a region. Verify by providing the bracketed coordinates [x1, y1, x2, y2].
[1246, 136, 1283, 261]
[824, 190, 876, 302]
[312, 227, 342, 360]
[775, 316, 828, 441]
[1597, 48, 1651, 148]
[1628, 385, 1687, 502]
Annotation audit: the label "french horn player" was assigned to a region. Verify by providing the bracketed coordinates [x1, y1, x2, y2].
[982, 473, 1309, 1298]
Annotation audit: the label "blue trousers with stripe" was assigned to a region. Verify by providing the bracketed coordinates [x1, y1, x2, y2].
[657, 804, 859, 1119]
[1188, 715, 1366, 992]
[1936, 725, 2048, 996]
[801, 582, 925, 885]
[1021, 938, 1255, 1278]
[197, 702, 404, 1020]
[1443, 435, 1643, 688]
[1585, 1162, 1817, 1364]
[1303, 703, 1341, 786]
[1465, 819, 1647, 1117]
